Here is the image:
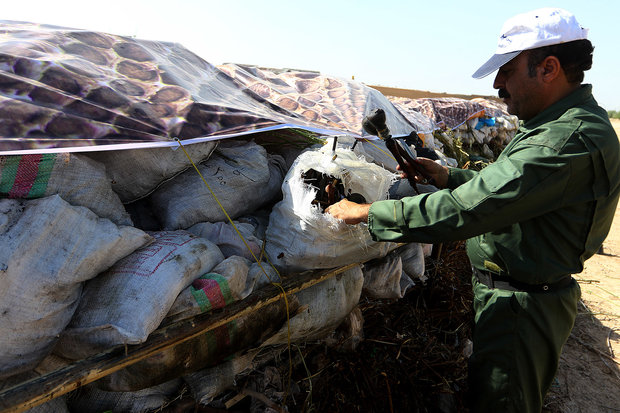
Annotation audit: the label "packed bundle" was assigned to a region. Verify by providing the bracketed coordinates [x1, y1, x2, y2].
[262, 265, 364, 345]
[265, 137, 399, 272]
[164, 255, 251, 325]
[56, 230, 224, 359]
[388, 96, 520, 162]
[0, 195, 151, 378]
[150, 139, 286, 230]
[86, 141, 219, 203]
[0, 153, 131, 225]
[67, 379, 184, 413]
[187, 220, 263, 260]
[451, 113, 519, 147]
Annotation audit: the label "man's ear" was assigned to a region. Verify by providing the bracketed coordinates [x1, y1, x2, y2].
[540, 56, 562, 83]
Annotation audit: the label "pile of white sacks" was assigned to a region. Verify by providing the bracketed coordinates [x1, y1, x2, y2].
[447, 114, 520, 159]
[0, 135, 430, 412]
[457, 114, 520, 146]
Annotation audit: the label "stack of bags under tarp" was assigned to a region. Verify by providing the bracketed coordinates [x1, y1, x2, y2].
[0, 20, 489, 412]
[0, 133, 431, 412]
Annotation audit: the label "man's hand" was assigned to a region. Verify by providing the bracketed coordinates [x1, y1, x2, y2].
[397, 157, 449, 189]
[325, 199, 371, 225]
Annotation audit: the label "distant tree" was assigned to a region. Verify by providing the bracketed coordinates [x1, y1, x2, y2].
[608, 110, 620, 119]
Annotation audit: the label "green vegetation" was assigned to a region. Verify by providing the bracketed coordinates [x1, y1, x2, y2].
[432, 130, 491, 171]
[608, 110, 620, 119]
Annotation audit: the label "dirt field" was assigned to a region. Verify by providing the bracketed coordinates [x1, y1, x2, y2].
[543, 118, 620, 412]
[369, 85, 500, 102]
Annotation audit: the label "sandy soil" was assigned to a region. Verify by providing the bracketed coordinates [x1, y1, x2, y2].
[544, 118, 620, 412]
[369, 84, 500, 102]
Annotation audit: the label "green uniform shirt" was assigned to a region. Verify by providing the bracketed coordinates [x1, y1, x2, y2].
[368, 85, 620, 284]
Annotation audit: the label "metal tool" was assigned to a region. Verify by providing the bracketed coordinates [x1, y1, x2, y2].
[362, 108, 430, 194]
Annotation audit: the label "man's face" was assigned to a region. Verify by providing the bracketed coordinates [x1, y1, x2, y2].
[493, 51, 544, 121]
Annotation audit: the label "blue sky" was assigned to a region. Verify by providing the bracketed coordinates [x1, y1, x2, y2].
[4, 0, 619, 110]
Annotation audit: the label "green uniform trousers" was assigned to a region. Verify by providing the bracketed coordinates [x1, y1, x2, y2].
[468, 276, 581, 413]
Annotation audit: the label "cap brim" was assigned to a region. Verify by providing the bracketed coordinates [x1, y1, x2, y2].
[472, 51, 521, 79]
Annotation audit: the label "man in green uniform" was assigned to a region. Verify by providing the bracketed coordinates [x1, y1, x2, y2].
[326, 8, 620, 412]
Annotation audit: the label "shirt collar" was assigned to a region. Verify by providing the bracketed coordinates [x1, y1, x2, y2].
[522, 84, 593, 130]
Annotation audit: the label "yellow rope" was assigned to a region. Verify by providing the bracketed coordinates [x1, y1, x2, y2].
[174, 138, 294, 402]
[360, 138, 397, 162]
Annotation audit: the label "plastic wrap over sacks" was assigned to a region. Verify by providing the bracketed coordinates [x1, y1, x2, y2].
[150, 140, 286, 230]
[265, 140, 398, 272]
[0, 195, 151, 379]
[56, 230, 224, 359]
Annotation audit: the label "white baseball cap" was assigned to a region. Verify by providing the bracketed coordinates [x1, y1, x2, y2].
[472, 8, 588, 79]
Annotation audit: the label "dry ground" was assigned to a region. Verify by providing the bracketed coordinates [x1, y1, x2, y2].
[369, 85, 500, 102]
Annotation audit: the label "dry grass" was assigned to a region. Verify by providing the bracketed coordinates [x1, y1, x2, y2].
[187, 242, 476, 413]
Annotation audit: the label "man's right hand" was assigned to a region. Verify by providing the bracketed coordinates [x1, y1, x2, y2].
[397, 157, 449, 189]
[324, 199, 371, 225]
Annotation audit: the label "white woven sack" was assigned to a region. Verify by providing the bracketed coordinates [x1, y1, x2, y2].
[184, 349, 259, 405]
[0, 153, 132, 226]
[150, 140, 286, 230]
[56, 230, 224, 359]
[207, 255, 251, 301]
[164, 255, 251, 325]
[397, 243, 427, 282]
[265, 144, 399, 272]
[322, 135, 418, 174]
[67, 378, 183, 413]
[362, 251, 405, 299]
[242, 261, 281, 299]
[187, 220, 262, 260]
[262, 265, 364, 345]
[0, 195, 151, 378]
[86, 141, 218, 203]
[22, 396, 69, 413]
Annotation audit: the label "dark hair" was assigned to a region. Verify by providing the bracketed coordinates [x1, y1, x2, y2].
[527, 39, 594, 83]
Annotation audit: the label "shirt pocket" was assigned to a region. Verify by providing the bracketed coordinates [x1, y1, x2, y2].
[451, 159, 521, 210]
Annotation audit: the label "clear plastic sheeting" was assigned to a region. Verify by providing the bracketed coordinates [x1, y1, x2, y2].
[217, 64, 415, 138]
[388, 96, 510, 131]
[387, 99, 438, 135]
[0, 21, 416, 155]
